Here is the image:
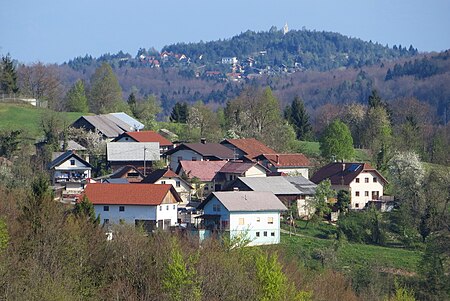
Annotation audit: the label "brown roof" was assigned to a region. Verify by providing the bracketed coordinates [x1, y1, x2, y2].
[178, 160, 227, 181]
[221, 138, 276, 159]
[165, 143, 235, 160]
[141, 168, 180, 183]
[310, 162, 388, 185]
[84, 183, 180, 205]
[256, 153, 311, 167]
[218, 161, 267, 174]
[115, 130, 173, 146]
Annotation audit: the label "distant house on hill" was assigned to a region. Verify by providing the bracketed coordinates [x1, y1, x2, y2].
[254, 153, 312, 178]
[310, 162, 389, 210]
[220, 138, 276, 161]
[197, 191, 287, 246]
[71, 112, 144, 140]
[164, 141, 235, 171]
[113, 130, 173, 154]
[84, 183, 181, 231]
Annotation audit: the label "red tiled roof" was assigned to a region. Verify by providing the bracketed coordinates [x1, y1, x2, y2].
[119, 131, 173, 146]
[310, 162, 388, 185]
[258, 153, 311, 167]
[179, 160, 227, 181]
[221, 138, 276, 159]
[84, 183, 177, 205]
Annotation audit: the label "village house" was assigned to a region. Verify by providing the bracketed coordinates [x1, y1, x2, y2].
[164, 140, 235, 171]
[47, 150, 92, 203]
[71, 112, 144, 140]
[254, 153, 312, 178]
[310, 162, 390, 210]
[93, 165, 144, 183]
[197, 191, 287, 246]
[84, 183, 181, 231]
[220, 138, 276, 162]
[113, 130, 174, 154]
[228, 176, 316, 218]
[106, 142, 160, 175]
[142, 168, 193, 206]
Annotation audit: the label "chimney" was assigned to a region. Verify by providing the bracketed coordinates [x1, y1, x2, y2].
[200, 138, 206, 144]
[276, 154, 280, 164]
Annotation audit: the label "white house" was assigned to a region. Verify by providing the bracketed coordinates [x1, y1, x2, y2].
[83, 183, 182, 231]
[310, 162, 389, 210]
[197, 191, 287, 246]
[142, 168, 193, 206]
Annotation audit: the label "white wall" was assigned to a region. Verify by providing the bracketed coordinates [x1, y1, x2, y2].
[244, 165, 267, 177]
[348, 171, 385, 209]
[155, 203, 178, 226]
[275, 167, 309, 178]
[155, 178, 191, 205]
[169, 149, 202, 171]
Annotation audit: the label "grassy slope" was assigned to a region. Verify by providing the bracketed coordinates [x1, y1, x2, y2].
[297, 140, 370, 162]
[280, 221, 422, 273]
[0, 103, 85, 139]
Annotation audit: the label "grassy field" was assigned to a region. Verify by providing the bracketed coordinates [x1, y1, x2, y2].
[296, 140, 370, 162]
[0, 103, 85, 139]
[280, 221, 422, 274]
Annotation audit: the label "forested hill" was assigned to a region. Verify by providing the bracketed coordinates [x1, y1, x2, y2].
[161, 28, 418, 70]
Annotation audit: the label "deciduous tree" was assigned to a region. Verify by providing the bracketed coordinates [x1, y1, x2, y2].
[319, 119, 354, 161]
[89, 62, 123, 114]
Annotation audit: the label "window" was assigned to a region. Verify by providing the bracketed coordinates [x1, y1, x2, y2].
[159, 206, 162, 211]
[176, 181, 181, 187]
[256, 217, 261, 222]
[213, 204, 221, 212]
[271, 232, 275, 237]
[355, 178, 360, 183]
[204, 186, 209, 190]
[365, 177, 369, 183]
[365, 191, 369, 197]
[119, 206, 125, 212]
[355, 203, 359, 208]
[373, 177, 377, 183]
[161, 180, 166, 184]
[166, 205, 169, 210]
[70, 159, 75, 166]
[192, 157, 197, 161]
[268, 217, 274, 224]
[263, 231, 267, 237]
[256, 232, 260, 237]
[355, 191, 360, 197]
[239, 218, 244, 225]
[173, 205, 176, 210]
[103, 206, 109, 211]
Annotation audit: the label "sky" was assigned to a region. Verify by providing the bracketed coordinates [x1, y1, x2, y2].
[1, 0, 450, 64]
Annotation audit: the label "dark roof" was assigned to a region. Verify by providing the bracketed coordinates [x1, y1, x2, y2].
[110, 165, 144, 178]
[103, 178, 129, 184]
[310, 162, 388, 185]
[284, 176, 317, 195]
[114, 130, 173, 146]
[221, 138, 276, 159]
[142, 168, 179, 183]
[47, 150, 92, 170]
[255, 153, 311, 167]
[164, 143, 234, 160]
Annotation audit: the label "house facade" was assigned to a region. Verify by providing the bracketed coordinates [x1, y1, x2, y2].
[310, 162, 388, 210]
[84, 183, 181, 230]
[254, 153, 311, 178]
[198, 191, 287, 246]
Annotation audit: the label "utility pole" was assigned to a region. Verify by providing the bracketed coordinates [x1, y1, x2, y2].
[143, 146, 147, 177]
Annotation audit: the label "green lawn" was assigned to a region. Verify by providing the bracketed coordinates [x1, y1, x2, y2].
[296, 140, 370, 162]
[0, 103, 85, 139]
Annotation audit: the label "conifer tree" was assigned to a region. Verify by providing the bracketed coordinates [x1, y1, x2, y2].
[0, 54, 19, 94]
[284, 96, 312, 140]
[65, 80, 88, 112]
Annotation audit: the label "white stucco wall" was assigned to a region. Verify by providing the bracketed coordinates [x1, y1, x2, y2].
[155, 178, 191, 205]
[274, 167, 309, 178]
[244, 165, 267, 177]
[169, 149, 202, 171]
[53, 156, 91, 183]
[348, 171, 385, 209]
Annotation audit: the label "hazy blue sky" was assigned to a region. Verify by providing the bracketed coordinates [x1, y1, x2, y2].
[1, 0, 449, 64]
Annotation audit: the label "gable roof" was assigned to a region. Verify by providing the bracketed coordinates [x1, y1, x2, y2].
[284, 176, 317, 195]
[256, 153, 311, 167]
[84, 183, 181, 205]
[218, 161, 267, 174]
[221, 138, 276, 160]
[310, 162, 388, 185]
[106, 142, 160, 161]
[72, 113, 143, 138]
[114, 130, 173, 146]
[164, 143, 234, 160]
[103, 178, 129, 184]
[110, 165, 144, 179]
[234, 176, 301, 195]
[178, 160, 228, 182]
[199, 191, 287, 212]
[59, 140, 86, 151]
[110, 112, 144, 131]
[47, 150, 92, 170]
[142, 168, 182, 183]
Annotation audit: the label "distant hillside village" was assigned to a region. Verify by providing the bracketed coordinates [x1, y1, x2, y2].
[41, 111, 395, 245]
